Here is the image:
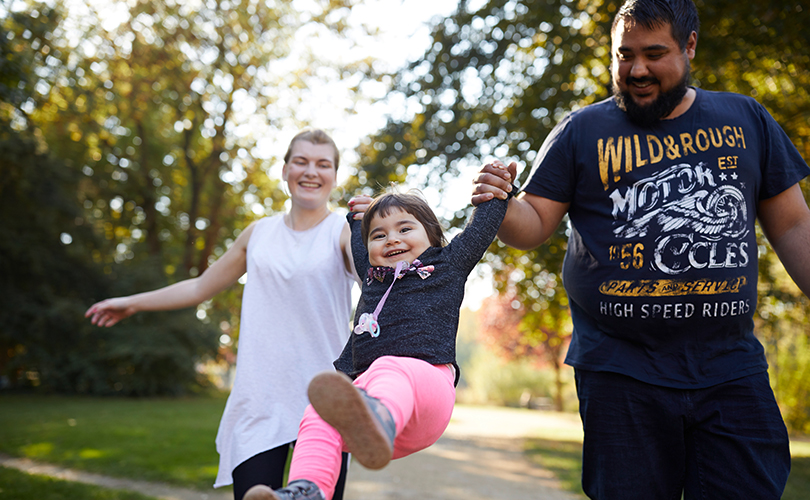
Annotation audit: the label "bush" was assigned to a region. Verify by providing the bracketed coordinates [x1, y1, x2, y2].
[457, 337, 578, 411]
[0, 128, 219, 396]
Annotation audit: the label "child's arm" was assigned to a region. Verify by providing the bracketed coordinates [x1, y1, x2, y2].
[346, 212, 370, 282]
[448, 192, 514, 274]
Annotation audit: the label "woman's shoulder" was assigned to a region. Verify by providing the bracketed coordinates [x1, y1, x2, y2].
[251, 213, 284, 231]
[324, 210, 351, 238]
[243, 214, 284, 246]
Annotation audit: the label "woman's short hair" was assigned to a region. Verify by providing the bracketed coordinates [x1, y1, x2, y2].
[283, 129, 340, 170]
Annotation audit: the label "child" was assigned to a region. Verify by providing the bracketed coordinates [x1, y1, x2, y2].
[245, 186, 512, 500]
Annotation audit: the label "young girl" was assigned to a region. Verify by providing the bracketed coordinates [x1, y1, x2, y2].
[245, 186, 512, 500]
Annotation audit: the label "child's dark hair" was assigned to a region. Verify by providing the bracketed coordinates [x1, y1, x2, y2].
[361, 191, 447, 248]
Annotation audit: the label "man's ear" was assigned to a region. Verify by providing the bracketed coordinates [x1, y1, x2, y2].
[685, 30, 697, 60]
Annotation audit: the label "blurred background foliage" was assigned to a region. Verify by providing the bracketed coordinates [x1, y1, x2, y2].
[1, 0, 361, 395]
[2, 0, 809, 432]
[354, 0, 810, 429]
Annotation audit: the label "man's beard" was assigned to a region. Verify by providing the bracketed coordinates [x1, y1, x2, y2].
[613, 62, 691, 127]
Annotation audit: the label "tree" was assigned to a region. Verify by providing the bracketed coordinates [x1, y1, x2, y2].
[29, 0, 367, 336]
[359, 0, 810, 426]
[1, 0, 369, 394]
[1, 4, 219, 395]
[478, 287, 570, 410]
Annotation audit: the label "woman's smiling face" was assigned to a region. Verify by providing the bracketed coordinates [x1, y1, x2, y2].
[282, 140, 337, 210]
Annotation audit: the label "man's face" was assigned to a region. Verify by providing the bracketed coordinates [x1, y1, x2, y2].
[611, 18, 696, 126]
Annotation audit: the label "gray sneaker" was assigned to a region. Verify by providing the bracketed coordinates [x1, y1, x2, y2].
[243, 479, 325, 500]
[308, 371, 396, 470]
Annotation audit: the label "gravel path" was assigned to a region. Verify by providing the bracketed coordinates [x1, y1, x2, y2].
[345, 405, 581, 500]
[1, 405, 582, 500]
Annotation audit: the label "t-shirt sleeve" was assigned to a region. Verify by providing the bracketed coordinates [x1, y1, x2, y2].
[757, 102, 810, 200]
[523, 113, 578, 203]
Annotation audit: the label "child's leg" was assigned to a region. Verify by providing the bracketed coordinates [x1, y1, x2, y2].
[308, 371, 396, 470]
[286, 405, 344, 499]
[354, 356, 456, 459]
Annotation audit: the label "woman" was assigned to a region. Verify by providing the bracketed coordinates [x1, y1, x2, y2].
[86, 129, 357, 500]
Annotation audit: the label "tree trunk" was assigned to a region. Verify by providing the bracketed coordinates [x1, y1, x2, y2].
[181, 129, 201, 276]
[137, 121, 161, 257]
[197, 175, 226, 274]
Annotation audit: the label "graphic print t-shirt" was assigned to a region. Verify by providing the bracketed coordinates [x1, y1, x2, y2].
[524, 88, 810, 388]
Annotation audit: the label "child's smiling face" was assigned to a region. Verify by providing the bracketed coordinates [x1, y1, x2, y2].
[366, 208, 432, 267]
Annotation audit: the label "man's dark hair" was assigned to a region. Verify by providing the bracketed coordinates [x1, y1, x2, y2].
[612, 0, 700, 50]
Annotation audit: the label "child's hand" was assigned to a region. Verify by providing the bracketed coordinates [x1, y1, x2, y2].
[348, 195, 373, 220]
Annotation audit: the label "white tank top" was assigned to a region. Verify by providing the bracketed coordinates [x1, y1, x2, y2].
[214, 212, 354, 487]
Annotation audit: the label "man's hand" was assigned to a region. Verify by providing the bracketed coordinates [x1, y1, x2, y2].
[471, 160, 518, 205]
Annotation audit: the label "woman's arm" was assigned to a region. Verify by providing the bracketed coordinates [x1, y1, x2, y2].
[85, 222, 257, 327]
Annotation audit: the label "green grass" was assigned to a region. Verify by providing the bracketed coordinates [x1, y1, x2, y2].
[523, 420, 810, 500]
[0, 393, 229, 491]
[0, 466, 158, 500]
[2, 395, 808, 499]
[525, 438, 585, 497]
[516, 409, 586, 498]
[785, 439, 810, 499]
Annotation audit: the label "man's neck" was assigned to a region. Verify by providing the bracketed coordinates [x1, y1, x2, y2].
[662, 87, 696, 121]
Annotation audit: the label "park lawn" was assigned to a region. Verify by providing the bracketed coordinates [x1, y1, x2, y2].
[785, 439, 810, 499]
[0, 393, 229, 492]
[525, 425, 810, 500]
[0, 466, 158, 500]
[2, 394, 808, 498]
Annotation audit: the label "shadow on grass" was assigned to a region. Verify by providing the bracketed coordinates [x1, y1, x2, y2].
[0, 466, 158, 500]
[0, 394, 227, 490]
[525, 439, 809, 500]
[784, 455, 810, 500]
[524, 438, 586, 498]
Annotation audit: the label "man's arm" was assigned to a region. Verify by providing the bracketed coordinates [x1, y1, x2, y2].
[758, 183, 810, 296]
[472, 161, 569, 251]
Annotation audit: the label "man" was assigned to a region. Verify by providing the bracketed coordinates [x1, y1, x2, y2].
[472, 0, 810, 498]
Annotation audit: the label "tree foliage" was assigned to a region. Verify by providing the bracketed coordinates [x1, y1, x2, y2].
[1, 5, 216, 395]
[478, 288, 569, 410]
[359, 0, 810, 425]
[1, 0, 362, 395]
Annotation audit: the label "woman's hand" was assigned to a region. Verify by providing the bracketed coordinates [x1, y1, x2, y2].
[347, 195, 374, 220]
[85, 297, 137, 327]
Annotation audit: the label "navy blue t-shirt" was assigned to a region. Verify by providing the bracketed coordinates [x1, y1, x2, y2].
[524, 88, 810, 388]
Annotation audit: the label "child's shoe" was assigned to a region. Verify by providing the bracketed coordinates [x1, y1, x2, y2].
[308, 371, 396, 470]
[243, 479, 325, 500]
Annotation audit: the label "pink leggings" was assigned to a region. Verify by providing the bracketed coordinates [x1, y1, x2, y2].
[288, 356, 456, 499]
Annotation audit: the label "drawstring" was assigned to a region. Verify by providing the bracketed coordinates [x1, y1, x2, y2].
[354, 261, 407, 338]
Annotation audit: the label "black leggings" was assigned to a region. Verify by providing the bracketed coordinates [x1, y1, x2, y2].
[231, 442, 349, 500]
